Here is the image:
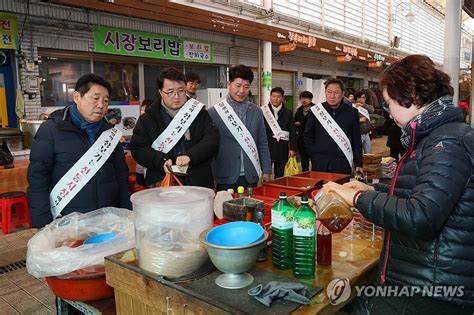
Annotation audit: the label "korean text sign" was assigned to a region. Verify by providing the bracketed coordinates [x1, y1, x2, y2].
[93, 26, 213, 63]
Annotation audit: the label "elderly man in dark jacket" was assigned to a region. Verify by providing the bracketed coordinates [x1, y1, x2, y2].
[27, 74, 131, 228]
[130, 67, 219, 188]
[263, 87, 297, 178]
[304, 78, 363, 175]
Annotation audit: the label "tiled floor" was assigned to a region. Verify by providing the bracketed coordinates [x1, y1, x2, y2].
[0, 228, 56, 314]
[0, 136, 390, 314]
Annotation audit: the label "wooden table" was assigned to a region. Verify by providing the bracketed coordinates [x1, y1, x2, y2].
[0, 160, 29, 194]
[105, 230, 383, 314]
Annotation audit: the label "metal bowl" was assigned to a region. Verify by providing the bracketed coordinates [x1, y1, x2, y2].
[199, 227, 269, 289]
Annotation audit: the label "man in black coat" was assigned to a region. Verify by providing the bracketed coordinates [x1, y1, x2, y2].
[294, 91, 314, 172]
[304, 78, 363, 175]
[27, 74, 131, 228]
[263, 87, 297, 178]
[130, 67, 219, 188]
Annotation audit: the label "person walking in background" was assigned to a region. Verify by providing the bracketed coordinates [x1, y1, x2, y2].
[185, 72, 201, 99]
[294, 91, 314, 172]
[304, 78, 363, 175]
[208, 64, 272, 191]
[263, 87, 297, 178]
[325, 55, 474, 314]
[354, 91, 375, 153]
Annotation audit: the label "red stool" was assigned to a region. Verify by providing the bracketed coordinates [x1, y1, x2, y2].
[0, 191, 32, 234]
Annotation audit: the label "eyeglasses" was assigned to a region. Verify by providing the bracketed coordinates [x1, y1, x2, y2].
[326, 90, 342, 96]
[161, 89, 186, 98]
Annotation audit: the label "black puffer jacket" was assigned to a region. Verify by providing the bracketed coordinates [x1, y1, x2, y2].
[357, 104, 474, 306]
[130, 100, 219, 188]
[27, 107, 131, 228]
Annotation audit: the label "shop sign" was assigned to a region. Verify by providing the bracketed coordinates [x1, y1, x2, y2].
[93, 26, 213, 63]
[343, 45, 358, 57]
[373, 53, 385, 62]
[279, 42, 296, 53]
[0, 13, 18, 49]
[287, 31, 316, 48]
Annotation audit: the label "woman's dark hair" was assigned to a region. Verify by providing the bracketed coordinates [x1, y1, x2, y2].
[75, 74, 112, 96]
[271, 87, 285, 96]
[380, 54, 453, 108]
[229, 64, 254, 84]
[299, 91, 313, 99]
[157, 67, 186, 90]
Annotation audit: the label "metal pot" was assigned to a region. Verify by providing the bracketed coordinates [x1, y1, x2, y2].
[19, 119, 45, 149]
[0, 128, 23, 151]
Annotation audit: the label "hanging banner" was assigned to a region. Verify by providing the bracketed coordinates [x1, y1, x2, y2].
[93, 26, 213, 63]
[0, 13, 18, 49]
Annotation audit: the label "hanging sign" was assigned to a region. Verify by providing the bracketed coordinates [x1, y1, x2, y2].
[287, 31, 317, 48]
[343, 45, 358, 57]
[0, 13, 18, 49]
[279, 42, 296, 53]
[94, 26, 213, 63]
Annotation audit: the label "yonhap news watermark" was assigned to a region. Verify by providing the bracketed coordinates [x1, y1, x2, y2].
[327, 277, 465, 305]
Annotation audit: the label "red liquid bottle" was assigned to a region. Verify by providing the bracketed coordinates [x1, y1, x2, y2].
[317, 224, 332, 266]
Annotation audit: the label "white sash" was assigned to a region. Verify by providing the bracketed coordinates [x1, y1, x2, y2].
[49, 128, 122, 218]
[311, 103, 354, 169]
[353, 104, 371, 120]
[262, 104, 289, 141]
[151, 99, 205, 153]
[214, 100, 262, 177]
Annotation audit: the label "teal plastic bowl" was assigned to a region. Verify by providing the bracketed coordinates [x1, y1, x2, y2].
[207, 222, 264, 247]
[84, 232, 117, 245]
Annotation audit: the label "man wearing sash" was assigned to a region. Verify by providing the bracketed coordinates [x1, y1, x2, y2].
[130, 67, 219, 188]
[209, 64, 272, 191]
[27, 74, 131, 228]
[185, 72, 201, 99]
[304, 78, 363, 175]
[354, 91, 375, 153]
[263, 87, 297, 178]
[294, 91, 314, 172]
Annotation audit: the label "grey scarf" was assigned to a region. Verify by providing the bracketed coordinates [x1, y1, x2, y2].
[400, 95, 455, 149]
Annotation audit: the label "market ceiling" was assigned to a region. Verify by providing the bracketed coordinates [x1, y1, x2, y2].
[49, 0, 397, 64]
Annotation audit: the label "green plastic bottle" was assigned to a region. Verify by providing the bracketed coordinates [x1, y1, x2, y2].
[293, 196, 315, 279]
[271, 192, 295, 270]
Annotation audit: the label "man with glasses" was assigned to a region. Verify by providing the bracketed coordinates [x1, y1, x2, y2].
[185, 72, 201, 99]
[304, 78, 363, 175]
[130, 67, 219, 188]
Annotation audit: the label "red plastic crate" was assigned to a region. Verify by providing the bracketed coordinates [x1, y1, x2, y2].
[264, 176, 322, 195]
[291, 171, 350, 184]
[252, 186, 302, 200]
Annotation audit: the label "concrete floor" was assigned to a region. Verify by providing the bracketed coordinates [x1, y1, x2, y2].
[0, 136, 390, 314]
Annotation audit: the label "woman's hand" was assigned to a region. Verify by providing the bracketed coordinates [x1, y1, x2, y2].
[342, 181, 374, 192]
[323, 181, 359, 207]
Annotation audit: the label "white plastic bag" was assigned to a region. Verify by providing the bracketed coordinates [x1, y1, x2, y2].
[26, 207, 134, 278]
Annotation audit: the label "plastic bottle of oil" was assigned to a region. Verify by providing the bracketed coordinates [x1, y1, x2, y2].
[293, 196, 315, 279]
[271, 192, 295, 269]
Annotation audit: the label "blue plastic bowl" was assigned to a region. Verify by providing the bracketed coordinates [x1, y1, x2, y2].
[84, 232, 117, 245]
[206, 222, 264, 247]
